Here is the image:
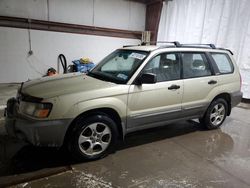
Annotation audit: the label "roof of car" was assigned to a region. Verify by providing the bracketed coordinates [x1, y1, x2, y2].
[121, 44, 233, 55]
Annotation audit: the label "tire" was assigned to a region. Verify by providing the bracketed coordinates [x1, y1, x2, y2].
[200, 98, 228, 130]
[68, 114, 118, 161]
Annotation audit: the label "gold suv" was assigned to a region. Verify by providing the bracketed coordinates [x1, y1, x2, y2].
[5, 42, 242, 160]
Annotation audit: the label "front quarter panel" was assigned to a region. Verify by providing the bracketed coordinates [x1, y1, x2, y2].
[76, 96, 127, 119]
[58, 85, 130, 122]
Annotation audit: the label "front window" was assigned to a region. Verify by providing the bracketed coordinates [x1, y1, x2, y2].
[142, 53, 181, 82]
[88, 50, 149, 84]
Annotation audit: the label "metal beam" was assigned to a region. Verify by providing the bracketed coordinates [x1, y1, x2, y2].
[145, 0, 163, 41]
[130, 0, 163, 4]
[0, 16, 142, 40]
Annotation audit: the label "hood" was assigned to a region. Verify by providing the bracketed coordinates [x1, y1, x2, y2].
[22, 73, 116, 99]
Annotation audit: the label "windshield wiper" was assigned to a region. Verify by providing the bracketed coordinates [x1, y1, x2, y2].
[87, 72, 99, 79]
[88, 72, 125, 84]
[87, 72, 114, 83]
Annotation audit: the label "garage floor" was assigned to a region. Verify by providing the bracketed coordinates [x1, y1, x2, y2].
[0, 84, 250, 188]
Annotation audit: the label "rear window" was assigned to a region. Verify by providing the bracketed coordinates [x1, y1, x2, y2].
[181, 52, 212, 79]
[211, 53, 234, 74]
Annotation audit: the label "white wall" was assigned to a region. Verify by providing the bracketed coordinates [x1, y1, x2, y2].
[0, 0, 146, 31]
[0, 0, 146, 83]
[0, 0, 48, 20]
[0, 27, 140, 83]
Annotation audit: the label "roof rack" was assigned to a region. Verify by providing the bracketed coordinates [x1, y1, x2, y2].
[123, 41, 181, 48]
[123, 42, 233, 55]
[180, 44, 216, 49]
[123, 44, 141, 48]
[217, 48, 234, 55]
[178, 44, 233, 55]
[143, 41, 181, 47]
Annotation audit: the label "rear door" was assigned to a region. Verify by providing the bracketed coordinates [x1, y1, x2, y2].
[181, 52, 217, 117]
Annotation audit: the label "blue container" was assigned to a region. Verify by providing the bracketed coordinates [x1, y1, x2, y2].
[72, 60, 95, 73]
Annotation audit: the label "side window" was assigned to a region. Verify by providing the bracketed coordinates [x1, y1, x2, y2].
[182, 52, 212, 79]
[211, 53, 233, 74]
[142, 53, 180, 82]
[143, 55, 160, 70]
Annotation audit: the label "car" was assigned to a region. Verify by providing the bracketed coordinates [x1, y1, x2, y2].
[5, 42, 242, 160]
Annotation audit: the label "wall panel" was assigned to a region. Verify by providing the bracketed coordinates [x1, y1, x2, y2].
[0, 27, 140, 83]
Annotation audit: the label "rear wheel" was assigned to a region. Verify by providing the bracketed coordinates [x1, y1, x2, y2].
[200, 98, 228, 129]
[68, 114, 118, 161]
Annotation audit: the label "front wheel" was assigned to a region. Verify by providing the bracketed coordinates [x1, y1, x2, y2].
[200, 98, 228, 130]
[68, 114, 118, 161]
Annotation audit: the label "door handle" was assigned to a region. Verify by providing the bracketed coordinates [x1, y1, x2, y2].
[168, 84, 180, 90]
[208, 80, 217, 85]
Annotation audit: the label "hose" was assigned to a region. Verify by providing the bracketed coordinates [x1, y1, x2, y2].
[58, 54, 67, 74]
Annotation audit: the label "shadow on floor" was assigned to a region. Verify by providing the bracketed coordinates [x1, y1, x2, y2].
[120, 120, 202, 150]
[0, 120, 229, 178]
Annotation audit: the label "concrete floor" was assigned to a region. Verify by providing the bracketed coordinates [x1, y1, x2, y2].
[0, 84, 250, 188]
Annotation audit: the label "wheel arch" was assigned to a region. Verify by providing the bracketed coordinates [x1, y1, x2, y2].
[212, 93, 231, 115]
[63, 107, 124, 146]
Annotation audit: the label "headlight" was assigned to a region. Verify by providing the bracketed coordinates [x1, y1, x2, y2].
[19, 101, 53, 118]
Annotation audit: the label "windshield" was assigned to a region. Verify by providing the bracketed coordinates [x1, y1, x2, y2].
[88, 50, 149, 84]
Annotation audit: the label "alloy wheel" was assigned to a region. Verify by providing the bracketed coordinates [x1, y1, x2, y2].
[78, 122, 112, 156]
[210, 103, 225, 126]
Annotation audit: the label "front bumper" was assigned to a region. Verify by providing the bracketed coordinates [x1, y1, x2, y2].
[5, 98, 72, 147]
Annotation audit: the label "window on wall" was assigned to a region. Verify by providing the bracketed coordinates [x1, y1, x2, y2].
[142, 53, 181, 82]
[181, 52, 212, 79]
[211, 53, 234, 74]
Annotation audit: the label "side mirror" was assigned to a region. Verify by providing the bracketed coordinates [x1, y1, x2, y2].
[137, 73, 157, 84]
